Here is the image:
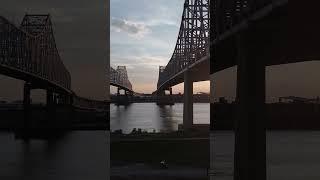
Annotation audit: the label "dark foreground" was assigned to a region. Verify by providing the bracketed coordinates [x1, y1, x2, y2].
[111, 132, 209, 180]
[0, 131, 108, 180]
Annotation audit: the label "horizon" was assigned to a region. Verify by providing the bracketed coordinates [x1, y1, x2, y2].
[110, 0, 210, 94]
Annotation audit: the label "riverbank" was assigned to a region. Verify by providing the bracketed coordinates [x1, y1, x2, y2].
[111, 131, 209, 179]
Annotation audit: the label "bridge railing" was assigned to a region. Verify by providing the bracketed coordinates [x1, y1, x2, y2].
[157, 0, 210, 89]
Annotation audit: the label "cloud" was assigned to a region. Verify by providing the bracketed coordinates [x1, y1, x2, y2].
[111, 17, 150, 39]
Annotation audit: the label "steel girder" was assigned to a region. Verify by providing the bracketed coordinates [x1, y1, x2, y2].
[110, 66, 132, 91]
[211, 0, 275, 38]
[157, 0, 210, 89]
[0, 14, 71, 91]
[0, 14, 108, 111]
[157, 0, 282, 89]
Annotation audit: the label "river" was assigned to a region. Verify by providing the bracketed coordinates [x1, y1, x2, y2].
[0, 103, 318, 179]
[110, 103, 209, 133]
[0, 131, 108, 180]
[111, 103, 320, 179]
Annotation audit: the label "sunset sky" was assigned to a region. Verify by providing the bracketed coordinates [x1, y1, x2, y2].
[110, 0, 209, 94]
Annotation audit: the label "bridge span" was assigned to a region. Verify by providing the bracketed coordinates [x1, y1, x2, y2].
[208, 0, 320, 179]
[155, 0, 210, 129]
[0, 14, 108, 131]
[110, 66, 134, 96]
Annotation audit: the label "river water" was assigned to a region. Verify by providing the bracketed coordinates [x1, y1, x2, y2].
[0, 103, 318, 179]
[0, 131, 108, 180]
[111, 103, 320, 179]
[110, 103, 209, 133]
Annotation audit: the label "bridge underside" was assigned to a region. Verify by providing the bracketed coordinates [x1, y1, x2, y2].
[157, 56, 210, 92]
[0, 64, 71, 94]
[209, 2, 320, 180]
[110, 83, 134, 93]
[211, 2, 320, 75]
[158, 0, 320, 92]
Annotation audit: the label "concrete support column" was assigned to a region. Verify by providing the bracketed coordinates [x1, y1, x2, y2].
[169, 87, 173, 95]
[234, 30, 266, 180]
[46, 89, 53, 107]
[183, 70, 193, 130]
[23, 82, 32, 129]
[53, 94, 58, 105]
[117, 87, 120, 96]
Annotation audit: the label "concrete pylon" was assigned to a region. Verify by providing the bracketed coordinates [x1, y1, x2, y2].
[46, 89, 53, 107]
[234, 28, 266, 180]
[169, 87, 173, 95]
[117, 87, 120, 96]
[183, 70, 193, 130]
[23, 82, 32, 129]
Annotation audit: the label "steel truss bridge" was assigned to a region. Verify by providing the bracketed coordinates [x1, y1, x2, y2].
[0, 14, 107, 111]
[156, 0, 210, 93]
[154, 0, 210, 130]
[207, 0, 320, 180]
[110, 66, 133, 94]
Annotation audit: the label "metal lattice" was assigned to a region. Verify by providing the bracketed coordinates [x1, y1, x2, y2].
[0, 14, 108, 110]
[157, 0, 210, 89]
[110, 66, 132, 91]
[0, 14, 71, 91]
[211, 0, 274, 38]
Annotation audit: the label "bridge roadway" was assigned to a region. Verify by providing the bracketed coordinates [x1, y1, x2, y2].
[208, 0, 320, 180]
[0, 14, 108, 131]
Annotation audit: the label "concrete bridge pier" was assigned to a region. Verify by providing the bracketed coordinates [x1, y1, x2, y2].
[115, 88, 132, 105]
[183, 69, 193, 130]
[46, 89, 57, 124]
[117, 87, 121, 96]
[23, 82, 32, 129]
[46, 89, 54, 107]
[156, 88, 174, 105]
[234, 29, 266, 180]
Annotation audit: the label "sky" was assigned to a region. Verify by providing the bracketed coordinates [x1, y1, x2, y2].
[1, 0, 320, 102]
[0, 0, 108, 102]
[110, 0, 210, 94]
[109, 0, 320, 101]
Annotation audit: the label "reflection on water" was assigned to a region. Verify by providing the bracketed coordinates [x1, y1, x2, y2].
[110, 103, 209, 133]
[0, 131, 108, 180]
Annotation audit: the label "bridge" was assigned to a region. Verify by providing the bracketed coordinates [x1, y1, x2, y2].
[0, 14, 108, 131]
[155, 0, 210, 127]
[110, 66, 133, 96]
[208, 0, 320, 180]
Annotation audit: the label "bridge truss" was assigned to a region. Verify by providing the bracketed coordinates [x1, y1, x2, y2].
[110, 66, 132, 92]
[0, 14, 107, 111]
[0, 14, 71, 91]
[157, 0, 210, 90]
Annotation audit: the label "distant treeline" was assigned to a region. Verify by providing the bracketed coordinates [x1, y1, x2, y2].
[110, 93, 210, 103]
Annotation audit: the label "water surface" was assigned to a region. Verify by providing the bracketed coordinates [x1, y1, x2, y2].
[110, 103, 209, 133]
[0, 131, 108, 180]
